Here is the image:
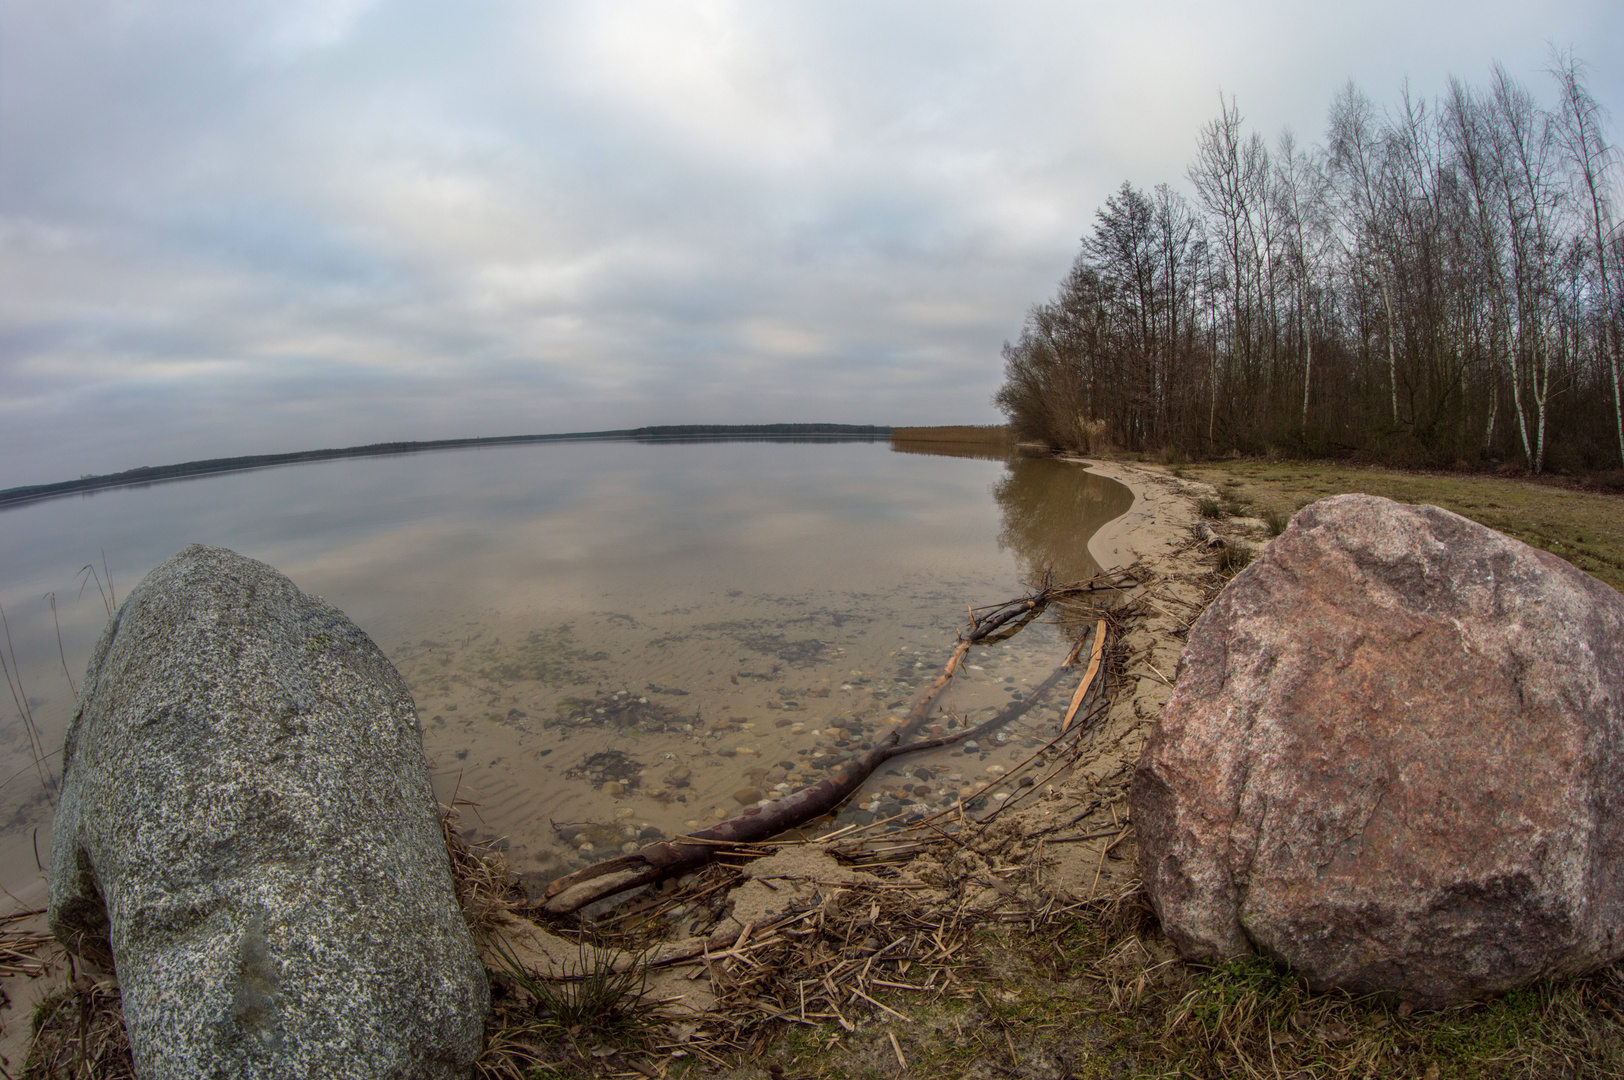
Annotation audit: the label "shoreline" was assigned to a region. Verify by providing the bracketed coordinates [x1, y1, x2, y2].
[0, 425, 893, 510]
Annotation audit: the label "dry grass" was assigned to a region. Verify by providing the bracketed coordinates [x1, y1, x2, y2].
[1181, 458, 1624, 593]
[22, 978, 134, 1080]
[888, 425, 1012, 446]
[890, 426, 1015, 462]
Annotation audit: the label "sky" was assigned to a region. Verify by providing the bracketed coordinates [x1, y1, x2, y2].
[3, 1, 1621, 487]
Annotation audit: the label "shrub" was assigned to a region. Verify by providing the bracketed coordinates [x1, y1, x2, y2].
[1218, 545, 1254, 575]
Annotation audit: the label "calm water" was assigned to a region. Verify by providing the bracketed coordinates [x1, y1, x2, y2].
[0, 439, 1131, 900]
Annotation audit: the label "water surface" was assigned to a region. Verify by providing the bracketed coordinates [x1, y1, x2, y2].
[0, 440, 1131, 900]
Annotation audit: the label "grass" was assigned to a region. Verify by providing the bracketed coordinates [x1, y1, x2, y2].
[1180, 459, 1624, 593]
[1217, 544, 1254, 575]
[889, 425, 1012, 445]
[484, 935, 668, 1065]
[756, 921, 1624, 1080]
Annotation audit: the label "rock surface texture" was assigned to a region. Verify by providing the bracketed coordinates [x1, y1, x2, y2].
[49, 545, 488, 1079]
[1132, 494, 1624, 1009]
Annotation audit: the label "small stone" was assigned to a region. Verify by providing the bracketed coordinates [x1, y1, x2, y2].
[733, 786, 763, 805]
[1018, 776, 1035, 788]
[601, 781, 624, 796]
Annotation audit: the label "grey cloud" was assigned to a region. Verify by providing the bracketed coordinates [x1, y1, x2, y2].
[3, 1, 1621, 485]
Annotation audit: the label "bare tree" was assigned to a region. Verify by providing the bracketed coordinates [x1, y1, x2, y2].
[996, 58, 1619, 475]
[1274, 129, 1331, 437]
[1550, 47, 1623, 465]
[1328, 82, 1402, 426]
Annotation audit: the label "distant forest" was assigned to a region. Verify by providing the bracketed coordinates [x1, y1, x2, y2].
[995, 52, 1622, 473]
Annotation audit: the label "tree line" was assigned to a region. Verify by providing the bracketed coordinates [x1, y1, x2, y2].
[995, 52, 1622, 473]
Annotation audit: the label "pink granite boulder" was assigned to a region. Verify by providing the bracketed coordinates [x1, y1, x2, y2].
[1131, 493, 1624, 1008]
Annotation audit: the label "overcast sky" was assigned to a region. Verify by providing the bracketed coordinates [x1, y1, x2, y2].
[3, 1, 1620, 486]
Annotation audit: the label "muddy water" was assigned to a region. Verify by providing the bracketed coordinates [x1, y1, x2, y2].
[0, 441, 1130, 902]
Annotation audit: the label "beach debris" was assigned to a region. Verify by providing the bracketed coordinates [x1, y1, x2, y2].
[536, 567, 1144, 916]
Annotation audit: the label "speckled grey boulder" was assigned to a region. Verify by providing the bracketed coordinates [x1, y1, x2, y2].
[49, 544, 488, 1079]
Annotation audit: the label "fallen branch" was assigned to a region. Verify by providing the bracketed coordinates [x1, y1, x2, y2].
[1194, 522, 1225, 549]
[535, 568, 1139, 916]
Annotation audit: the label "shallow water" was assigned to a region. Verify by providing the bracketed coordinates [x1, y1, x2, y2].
[0, 439, 1130, 901]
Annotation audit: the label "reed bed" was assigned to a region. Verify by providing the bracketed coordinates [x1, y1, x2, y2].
[888, 425, 1012, 446]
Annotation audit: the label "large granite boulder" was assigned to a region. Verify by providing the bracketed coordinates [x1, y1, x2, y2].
[1132, 494, 1624, 1009]
[49, 545, 488, 1078]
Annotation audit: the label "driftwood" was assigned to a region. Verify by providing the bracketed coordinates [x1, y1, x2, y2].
[535, 568, 1137, 916]
[1194, 522, 1225, 549]
[1061, 618, 1107, 733]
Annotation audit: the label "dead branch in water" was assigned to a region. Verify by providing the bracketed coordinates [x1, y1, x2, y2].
[535, 566, 1142, 917]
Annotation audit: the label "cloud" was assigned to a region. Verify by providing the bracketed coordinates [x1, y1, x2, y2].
[2, 0, 1620, 484]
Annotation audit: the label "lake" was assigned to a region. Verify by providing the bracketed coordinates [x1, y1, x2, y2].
[0, 438, 1132, 901]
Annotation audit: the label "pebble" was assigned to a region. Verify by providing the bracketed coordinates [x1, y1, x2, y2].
[601, 781, 624, 796]
[684, 819, 700, 829]
[733, 786, 763, 805]
[615, 807, 635, 819]
[1018, 776, 1035, 788]
[621, 842, 639, 853]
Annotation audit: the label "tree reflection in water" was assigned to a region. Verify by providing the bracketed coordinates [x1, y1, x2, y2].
[994, 456, 1134, 583]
